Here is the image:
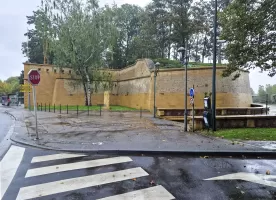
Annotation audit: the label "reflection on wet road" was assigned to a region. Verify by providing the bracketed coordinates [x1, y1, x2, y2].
[0, 108, 13, 143]
[2, 145, 276, 200]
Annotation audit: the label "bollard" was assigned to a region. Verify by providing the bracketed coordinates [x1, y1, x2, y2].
[54, 104, 55, 113]
[77, 105, 78, 116]
[60, 104, 61, 114]
[37, 103, 39, 111]
[67, 104, 68, 114]
[49, 103, 50, 112]
[140, 107, 142, 118]
[100, 105, 102, 116]
[45, 103, 46, 112]
[88, 105, 89, 116]
[41, 103, 42, 111]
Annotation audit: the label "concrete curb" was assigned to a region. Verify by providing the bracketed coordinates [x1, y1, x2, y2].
[4, 110, 16, 120]
[10, 135, 276, 157]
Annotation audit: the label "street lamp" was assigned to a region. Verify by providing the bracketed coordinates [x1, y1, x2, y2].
[178, 43, 189, 132]
[153, 62, 160, 118]
[212, 0, 218, 131]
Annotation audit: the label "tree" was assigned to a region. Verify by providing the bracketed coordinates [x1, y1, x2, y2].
[0, 77, 20, 95]
[219, 0, 276, 79]
[250, 87, 255, 95]
[22, 9, 54, 64]
[113, 4, 143, 66]
[43, 0, 114, 105]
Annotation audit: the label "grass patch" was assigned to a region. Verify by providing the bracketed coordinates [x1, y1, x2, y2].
[152, 58, 226, 68]
[34, 105, 138, 112]
[204, 128, 276, 141]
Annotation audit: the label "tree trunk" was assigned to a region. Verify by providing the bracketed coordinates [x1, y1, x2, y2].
[82, 80, 88, 106]
[218, 44, 222, 64]
[85, 68, 91, 106]
[167, 24, 172, 59]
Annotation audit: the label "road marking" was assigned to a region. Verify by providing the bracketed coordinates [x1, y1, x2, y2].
[98, 185, 175, 200]
[31, 153, 87, 163]
[16, 167, 148, 200]
[26, 156, 132, 177]
[205, 172, 276, 188]
[0, 145, 25, 199]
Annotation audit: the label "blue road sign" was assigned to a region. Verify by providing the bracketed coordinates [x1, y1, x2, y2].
[190, 88, 195, 97]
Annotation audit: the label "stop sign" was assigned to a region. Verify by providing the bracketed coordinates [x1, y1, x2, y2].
[28, 69, 40, 86]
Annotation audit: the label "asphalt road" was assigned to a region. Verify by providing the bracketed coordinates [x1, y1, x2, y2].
[1, 145, 276, 200]
[0, 107, 13, 143]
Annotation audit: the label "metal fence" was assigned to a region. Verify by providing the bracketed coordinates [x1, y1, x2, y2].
[36, 103, 146, 118]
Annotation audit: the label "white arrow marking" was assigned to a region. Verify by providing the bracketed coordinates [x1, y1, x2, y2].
[204, 172, 276, 188]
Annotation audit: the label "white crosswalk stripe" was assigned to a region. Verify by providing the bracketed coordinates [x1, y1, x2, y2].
[0, 146, 25, 199]
[10, 151, 175, 200]
[17, 167, 148, 200]
[26, 156, 132, 177]
[97, 185, 175, 200]
[31, 153, 87, 163]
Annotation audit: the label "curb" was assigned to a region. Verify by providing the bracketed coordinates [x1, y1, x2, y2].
[4, 110, 16, 120]
[10, 136, 276, 157]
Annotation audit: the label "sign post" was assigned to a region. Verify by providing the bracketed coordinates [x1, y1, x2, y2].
[190, 87, 195, 132]
[28, 69, 40, 140]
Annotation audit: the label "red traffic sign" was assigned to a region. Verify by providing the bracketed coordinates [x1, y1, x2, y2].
[28, 69, 40, 86]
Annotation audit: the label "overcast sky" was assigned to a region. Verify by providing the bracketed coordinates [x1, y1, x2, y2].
[0, 0, 274, 92]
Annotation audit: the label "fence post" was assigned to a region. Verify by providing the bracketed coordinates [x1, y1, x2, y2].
[88, 105, 89, 116]
[67, 104, 68, 114]
[77, 105, 78, 116]
[54, 104, 55, 113]
[140, 107, 142, 118]
[41, 103, 42, 111]
[49, 103, 50, 112]
[60, 104, 61, 114]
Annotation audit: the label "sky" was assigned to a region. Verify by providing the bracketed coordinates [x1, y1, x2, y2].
[0, 0, 274, 92]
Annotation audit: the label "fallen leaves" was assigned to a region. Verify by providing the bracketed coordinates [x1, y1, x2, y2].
[132, 178, 137, 181]
[266, 170, 270, 175]
[150, 180, 155, 186]
[200, 156, 209, 159]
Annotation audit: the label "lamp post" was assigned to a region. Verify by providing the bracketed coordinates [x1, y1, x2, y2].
[153, 62, 160, 118]
[178, 43, 189, 132]
[212, 0, 218, 131]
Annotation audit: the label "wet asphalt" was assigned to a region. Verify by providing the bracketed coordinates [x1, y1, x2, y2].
[2, 145, 276, 200]
[0, 107, 12, 143]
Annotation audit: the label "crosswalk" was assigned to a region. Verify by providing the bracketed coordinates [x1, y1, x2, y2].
[1, 146, 175, 200]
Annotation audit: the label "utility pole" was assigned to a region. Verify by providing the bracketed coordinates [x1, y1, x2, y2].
[212, 0, 218, 131]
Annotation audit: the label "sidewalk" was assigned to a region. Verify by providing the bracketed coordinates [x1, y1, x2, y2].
[6, 106, 276, 155]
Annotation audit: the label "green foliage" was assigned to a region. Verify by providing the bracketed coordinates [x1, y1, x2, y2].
[254, 84, 276, 103]
[0, 77, 20, 95]
[219, 0, 276, 79]
[22, 10, 54, 64]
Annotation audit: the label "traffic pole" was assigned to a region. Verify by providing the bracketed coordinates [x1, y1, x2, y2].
[32, 86, 39, 140]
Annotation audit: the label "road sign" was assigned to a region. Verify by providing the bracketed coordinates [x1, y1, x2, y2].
[19, 84, 32, 92]
[189, 88, 195, 97]
[28, 69, 40, 86]
[190, 97, 194, 105]
[28, 69, 40, 140]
